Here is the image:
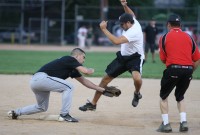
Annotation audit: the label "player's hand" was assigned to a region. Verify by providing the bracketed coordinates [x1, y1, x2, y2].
[120, 0, 127, 6]
[87, 68, 94, 75]
[99, 21, 108, 30]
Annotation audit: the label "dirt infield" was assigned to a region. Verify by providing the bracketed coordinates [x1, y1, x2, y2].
[1, 75, 200, 135]
[0, 45, 200, 135]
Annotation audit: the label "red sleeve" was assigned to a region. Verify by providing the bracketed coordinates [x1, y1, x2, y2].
[192, 44, 200, 62]
[159, 36, 166, 63]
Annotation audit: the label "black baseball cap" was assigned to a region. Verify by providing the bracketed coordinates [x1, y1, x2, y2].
[167, 14, 181, 22]
[115, 13, 134, 24]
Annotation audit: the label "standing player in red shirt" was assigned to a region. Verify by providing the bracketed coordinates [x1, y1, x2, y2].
[157, 14, 200, 133]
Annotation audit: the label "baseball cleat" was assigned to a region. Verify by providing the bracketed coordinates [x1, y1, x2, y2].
[7, 110, 18, 119]
[79, 100, 96, 111]
[157, 122, 172, 133]
[59, 113, 78, 122]
[179, 121, 188, 132]
[132, 92, 142, 107]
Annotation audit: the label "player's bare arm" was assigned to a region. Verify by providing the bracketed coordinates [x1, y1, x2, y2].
[76, 66, 94, 75]
[193, 59, 200, 71]
[75, 76, 105, 92]
[99, 21, 128, 45]
[120, 0, 135, 17]
[75, 77, 121, 97]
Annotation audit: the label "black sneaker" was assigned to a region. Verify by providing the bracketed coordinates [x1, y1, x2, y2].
[132, 92, 142, 107]
[7, 110, 18, 119]
[157, 122, 172, 133]
[79, 101, 96, 111]
[179, 121, 188, 132]
[59, 113, 78, 122]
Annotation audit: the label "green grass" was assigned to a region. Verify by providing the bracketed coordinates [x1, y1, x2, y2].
[0, 50, 200, 79]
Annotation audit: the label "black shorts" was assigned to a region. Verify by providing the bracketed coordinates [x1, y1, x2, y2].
[145, 42, 156, 53]
[105, 51, 144, 78]
[160, 66, 193, 102]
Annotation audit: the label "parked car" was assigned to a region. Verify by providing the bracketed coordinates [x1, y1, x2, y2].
[0, 28, 37, 43]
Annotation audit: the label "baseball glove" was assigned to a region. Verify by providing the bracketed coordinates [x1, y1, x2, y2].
[102, 86, 121, 97]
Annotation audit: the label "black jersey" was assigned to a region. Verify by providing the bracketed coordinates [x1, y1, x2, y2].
[144, 25, 158, 44]
[37, 56, 82, 79]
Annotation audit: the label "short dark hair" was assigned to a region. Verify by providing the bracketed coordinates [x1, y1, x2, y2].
[71, 48, 85, 56]
[118, 13, 134, 24]
[167, 14, 181, 27]
[168, 21, 181, 27]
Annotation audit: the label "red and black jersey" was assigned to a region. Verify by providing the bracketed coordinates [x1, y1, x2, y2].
[159, 28, 200, 67]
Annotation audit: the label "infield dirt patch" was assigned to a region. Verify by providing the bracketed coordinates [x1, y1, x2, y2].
[0, 75, 200, 135]
[0, 44, 200, 135]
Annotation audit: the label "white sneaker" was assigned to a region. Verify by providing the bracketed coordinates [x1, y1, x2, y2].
[59, 113, 78, 122]
[7, 110, 18, 119]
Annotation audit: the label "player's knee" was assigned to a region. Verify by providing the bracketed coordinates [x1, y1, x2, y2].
[37, 104, 48, 112]
[64, 83, 74, 92]
[69, 84, 74, 91]
[176, 96, 184, 102]
[133, 74, 142, 83]
[101, 75, 113, 85]
[134, 78, 142, 83]
[160, 96, 167, 101]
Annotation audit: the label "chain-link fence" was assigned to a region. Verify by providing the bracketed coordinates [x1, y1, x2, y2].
[0, 1, 199, 46]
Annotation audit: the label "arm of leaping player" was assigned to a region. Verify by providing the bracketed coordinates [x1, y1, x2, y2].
[99, 21, 128, 45]
[121, 0, 135, 17]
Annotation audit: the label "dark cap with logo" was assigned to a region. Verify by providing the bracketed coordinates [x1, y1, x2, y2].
[167, 14, 181, 22]
[116, 13, 134, 24]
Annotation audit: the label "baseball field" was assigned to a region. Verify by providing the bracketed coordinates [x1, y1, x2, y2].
[0, 45, 200, 135]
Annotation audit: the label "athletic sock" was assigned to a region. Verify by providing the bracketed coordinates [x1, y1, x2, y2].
[162, 114, 169, 125]
[180, 112, 186, 123]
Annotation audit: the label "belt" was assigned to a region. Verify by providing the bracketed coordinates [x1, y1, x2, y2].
[168, 65, 193, 69]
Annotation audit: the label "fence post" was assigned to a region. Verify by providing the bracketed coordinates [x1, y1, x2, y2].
[11, 33, 15, 44]
[61, 0, 66, 45]
[100, 0, 108, 20]
[40, 0, 45, 44]
[74, 5, 78, 45]
[27, 34, 30, 45]
[44, 18, 48, 44]
[198, 6, 200, 34]
[20, 0, 24, 44]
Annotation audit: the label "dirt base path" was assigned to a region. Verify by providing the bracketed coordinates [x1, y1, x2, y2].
[0, 44, 200, 135]
[0, 75, 200, 135]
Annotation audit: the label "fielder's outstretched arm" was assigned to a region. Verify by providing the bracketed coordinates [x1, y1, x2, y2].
[75, 76, 105, 93]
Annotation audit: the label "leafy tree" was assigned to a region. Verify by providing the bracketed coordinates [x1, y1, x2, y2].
[185, 0, 200, 7]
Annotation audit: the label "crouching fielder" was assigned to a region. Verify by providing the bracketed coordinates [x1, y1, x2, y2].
[8, 48, 111, 122]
